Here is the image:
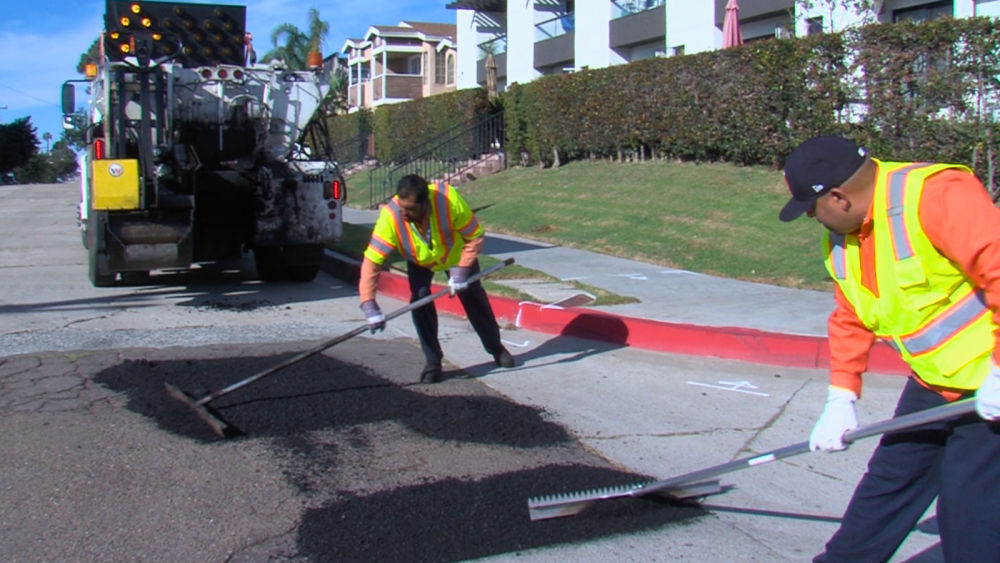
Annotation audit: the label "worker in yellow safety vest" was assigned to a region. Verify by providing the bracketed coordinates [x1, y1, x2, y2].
[779, 135, 1000, 563]
[359, 174, 514, 383]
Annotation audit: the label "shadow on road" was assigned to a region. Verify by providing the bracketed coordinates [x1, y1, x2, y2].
[0, 258, 351, 315]
[448, 314, 629, 380]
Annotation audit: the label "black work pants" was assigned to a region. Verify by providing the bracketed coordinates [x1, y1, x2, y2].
[815, 377, 1000, 563]
[406, 259, 503, 364]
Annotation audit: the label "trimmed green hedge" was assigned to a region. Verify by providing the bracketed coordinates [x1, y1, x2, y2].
[505, 17, 1000, 191]
[325, 88, 493, 162]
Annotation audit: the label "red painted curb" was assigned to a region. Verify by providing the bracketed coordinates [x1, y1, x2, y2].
[330, 254, 909, 376]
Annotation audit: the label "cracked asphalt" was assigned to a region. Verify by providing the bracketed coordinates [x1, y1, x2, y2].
[1, 183, 943, 562]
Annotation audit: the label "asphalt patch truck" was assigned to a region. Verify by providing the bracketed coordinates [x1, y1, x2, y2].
[63, 0, 345, 286]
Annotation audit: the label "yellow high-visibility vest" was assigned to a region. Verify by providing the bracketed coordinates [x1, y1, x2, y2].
[823, 160, 994, 391]
[364, 182, 483, 272]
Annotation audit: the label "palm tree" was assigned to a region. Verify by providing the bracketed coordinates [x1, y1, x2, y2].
[42, 132, 52, 154]
[262, 7, 329, 70]
[324, 69, 350, 115]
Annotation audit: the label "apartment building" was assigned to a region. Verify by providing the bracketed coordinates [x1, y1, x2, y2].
[447, 0, 667, 92]
[342, 21, 458, 112]
[447, 0, 1000, 92]
[669, 0, 1000, 56]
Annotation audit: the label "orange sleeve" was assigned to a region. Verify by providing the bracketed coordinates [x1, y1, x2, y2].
[828, 283, 877, 398]
[458, 235, 484, 268]
[359, 257, 382, 303]
[918, 170, 1000, 365]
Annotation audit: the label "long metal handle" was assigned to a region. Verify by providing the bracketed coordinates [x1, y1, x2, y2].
[196, 257, 515, 406]
[634, 397, 977, 498]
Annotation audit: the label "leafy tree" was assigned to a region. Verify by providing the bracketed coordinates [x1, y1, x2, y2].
[0, 117, 40, 176]
[77, 37, 101, 74]
[795, 0, 881, 30]
[61, 113, 88, 152]
[262, 7, 329, 70]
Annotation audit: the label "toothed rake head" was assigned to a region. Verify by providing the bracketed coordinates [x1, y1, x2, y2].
[527, 482, 647, 521]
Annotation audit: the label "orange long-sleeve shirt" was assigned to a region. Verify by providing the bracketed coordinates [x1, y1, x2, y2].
[829, 169, 1000, 399]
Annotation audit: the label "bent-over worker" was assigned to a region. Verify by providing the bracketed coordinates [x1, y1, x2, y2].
[779, 135, 1000, 563]
[359, 174, 514, 383]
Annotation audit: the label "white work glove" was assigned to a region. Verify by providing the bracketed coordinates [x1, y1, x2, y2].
[975, 360, 1000, 421]
[447, 266, 470, 297]
[360, 300, 385, 334]
[809, 386, 859, 452]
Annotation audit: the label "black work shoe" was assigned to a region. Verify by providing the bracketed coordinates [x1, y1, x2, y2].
[420, 362, 443, 384]
[492, 347, 515, 368]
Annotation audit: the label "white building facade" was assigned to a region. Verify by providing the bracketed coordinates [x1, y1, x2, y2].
[447, 0, 1000, 92]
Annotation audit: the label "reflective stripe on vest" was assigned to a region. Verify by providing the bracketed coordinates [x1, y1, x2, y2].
[432, 184, 455, 260]
[385, 199, 419, 261]
[887, 163, 931, 262]
[829, 233, 847, 280]
[367, 233, 394, 258]
[900, 290, 989, 357]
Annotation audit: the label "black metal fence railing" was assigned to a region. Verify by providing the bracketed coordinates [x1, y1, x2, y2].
[367, 111, 505, 208]
[332, 131, 373, 170]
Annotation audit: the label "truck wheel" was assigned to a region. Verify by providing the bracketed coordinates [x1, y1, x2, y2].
[87, 214, 116, 287]
[121, 271, 151, 286]
[285, 244, 324, 282]
[253, 246, 287, 282]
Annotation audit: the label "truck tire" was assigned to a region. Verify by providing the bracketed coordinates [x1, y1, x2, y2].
[253, 244, 323, 282]
[87, 214, 116, 287]
[253, 246, 286, 282]
[285, 244, 323, 282]
[120, 271, 151, 285]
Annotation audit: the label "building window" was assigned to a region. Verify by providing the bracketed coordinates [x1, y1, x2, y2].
[408, 55, 421, 76]
[435, 50, 446, 84]
[806, 16, 823, 36]
[447, 53, 455, 84]
[671, 45, 685, 57]
[422, 52, 428, 84]
[894, 0, 953, 22]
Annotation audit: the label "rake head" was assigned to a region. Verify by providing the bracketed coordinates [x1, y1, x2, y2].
[527, 479, 722, 521]
[164, 382, 243, 439]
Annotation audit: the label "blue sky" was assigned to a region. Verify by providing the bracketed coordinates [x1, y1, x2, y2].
[0, 0, 454, 148]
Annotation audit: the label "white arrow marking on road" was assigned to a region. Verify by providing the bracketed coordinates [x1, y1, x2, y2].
[687, 380, 770, 397]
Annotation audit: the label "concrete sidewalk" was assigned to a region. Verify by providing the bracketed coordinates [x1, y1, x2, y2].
[339, 208, 906, 376]
[344, 207, 832, 336]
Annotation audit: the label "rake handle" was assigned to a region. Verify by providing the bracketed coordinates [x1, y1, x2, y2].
[195, 257, 515, 406]
[634, 397, 978, 498]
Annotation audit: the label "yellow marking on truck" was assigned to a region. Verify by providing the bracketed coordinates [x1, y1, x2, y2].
[91, 159, 140, 210]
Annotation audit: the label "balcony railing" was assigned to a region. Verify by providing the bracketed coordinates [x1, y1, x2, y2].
[535, 13, 575, 42]
[478, 35, 507, 61]
[611, 0, 665, 20]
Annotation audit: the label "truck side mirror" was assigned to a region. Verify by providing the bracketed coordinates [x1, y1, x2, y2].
[61, 83, 75, 115]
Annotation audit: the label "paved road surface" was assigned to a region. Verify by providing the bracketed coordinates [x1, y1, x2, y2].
[0, 183, 942, 562]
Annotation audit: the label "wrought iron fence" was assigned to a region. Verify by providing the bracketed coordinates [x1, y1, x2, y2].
[367, 111, 505, 208]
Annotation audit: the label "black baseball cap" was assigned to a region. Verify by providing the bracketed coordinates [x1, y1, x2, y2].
[779, 135, 868, 222]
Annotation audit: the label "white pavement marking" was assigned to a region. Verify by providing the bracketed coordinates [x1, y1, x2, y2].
[502, 339, 531, 348]
[611, 273, 649, 281]
[686, 380, 771, 397]
[661, 270, 704, 276]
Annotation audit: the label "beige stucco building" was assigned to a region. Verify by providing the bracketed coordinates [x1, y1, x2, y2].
[342, 21, 458, 112]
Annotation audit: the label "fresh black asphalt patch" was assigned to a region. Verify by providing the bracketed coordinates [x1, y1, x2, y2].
[95, 354, 570, 447]
[299, 464, 705, 563]
[92, 350, 705, 561]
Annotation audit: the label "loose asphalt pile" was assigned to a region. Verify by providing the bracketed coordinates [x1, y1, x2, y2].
[90, 348, 706, 562]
